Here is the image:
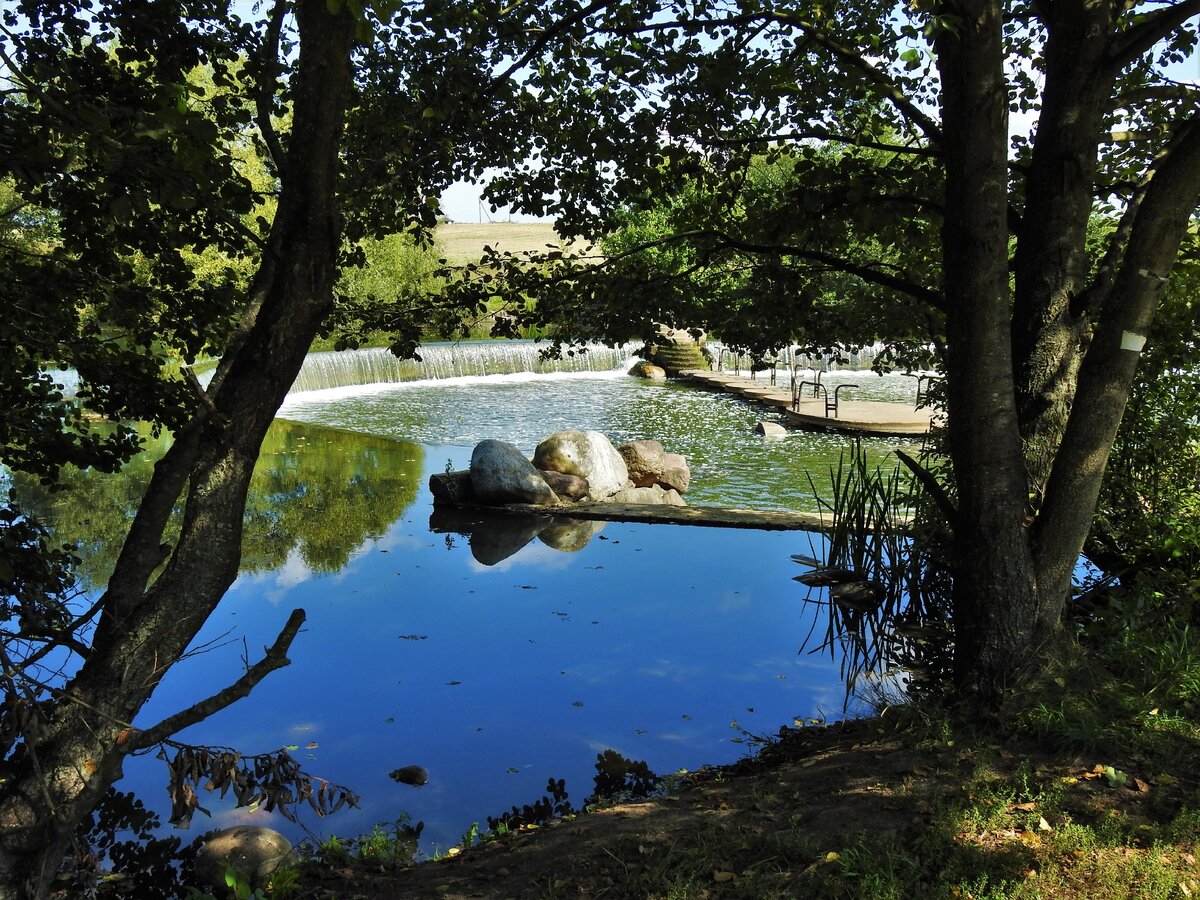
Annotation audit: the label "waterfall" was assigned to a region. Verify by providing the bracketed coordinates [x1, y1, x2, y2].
[289, 341, 639, 393]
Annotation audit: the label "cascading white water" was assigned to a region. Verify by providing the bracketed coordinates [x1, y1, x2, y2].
[288, 341, 639, 393]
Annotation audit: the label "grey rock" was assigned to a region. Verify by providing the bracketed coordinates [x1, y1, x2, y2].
[660, 487, 687, 507]
[755, 421, 788, 437]
[618, 439, 666, 488]
[660, 452, 691, 493]
[533, 430, 629, 501]
[608, 484, 687, 506]
[194, 826, 293, 894]
[470, 440, 557, 505]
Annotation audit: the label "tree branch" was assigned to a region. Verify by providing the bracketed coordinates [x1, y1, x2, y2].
[1107, 0, 1200, 75]
[765, 11, 944, 147]
[1033, 109, 1200, 595]
[896, 449, 957, 531]
[4, 593, 105, 672]
[254, 0, 290, 179]
[491, 0, 619, 86]
[700, 128, 941, 157]
[1078, 106, 1200, 316]
[685, 228, 947, 310]
[127, 609, 306, 751]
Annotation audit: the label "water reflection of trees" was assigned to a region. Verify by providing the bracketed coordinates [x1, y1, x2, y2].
[240, 421, 423, 574]
[13, 419, 423, 590]
[487, 750, 659, 833]
[69, 790, 193, 898]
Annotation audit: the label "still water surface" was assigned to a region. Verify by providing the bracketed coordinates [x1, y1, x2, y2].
[25, 355, 924, 854]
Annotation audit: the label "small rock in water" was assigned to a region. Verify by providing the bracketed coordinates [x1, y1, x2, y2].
[755, 421, 788, 437]
[389, 765, 429, 786]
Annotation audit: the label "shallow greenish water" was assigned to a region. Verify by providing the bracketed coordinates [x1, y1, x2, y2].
[278, 369, 922, 512]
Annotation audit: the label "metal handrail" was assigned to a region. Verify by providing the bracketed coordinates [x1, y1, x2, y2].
[792, 379, 857, 417]
[829, 384, 858, 417]
[914, 374, 935, 408]
[792, 379, 823, 411]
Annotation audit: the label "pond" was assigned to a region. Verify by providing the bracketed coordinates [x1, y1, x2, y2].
[18, 343, 925, 863]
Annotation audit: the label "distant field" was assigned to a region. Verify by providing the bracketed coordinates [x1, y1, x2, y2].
[435, 222, 589, 263]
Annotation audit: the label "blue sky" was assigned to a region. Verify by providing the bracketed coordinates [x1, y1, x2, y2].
[439, 180, 550, 224]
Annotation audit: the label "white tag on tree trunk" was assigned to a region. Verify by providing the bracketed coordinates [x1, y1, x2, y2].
[1120, 331, 1147, 352]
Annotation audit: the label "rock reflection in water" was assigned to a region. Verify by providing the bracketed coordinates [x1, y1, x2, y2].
[428, 507, 604, 565]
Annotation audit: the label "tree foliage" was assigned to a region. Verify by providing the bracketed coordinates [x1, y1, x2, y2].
[0, 0, 590, 891]
[450, 0, 1200, 699]
[1, 0, 1198, 891]
[1094, 249, 1200, 611]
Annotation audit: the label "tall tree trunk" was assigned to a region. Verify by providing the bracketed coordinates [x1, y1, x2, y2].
[0, 4, 356, 895]
[1010, 1, 1118, 490]
[1032, 114, 1200, 614]
[935, 0, 1045, 698]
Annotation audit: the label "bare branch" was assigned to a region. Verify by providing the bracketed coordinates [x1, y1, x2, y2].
[128, 609, 306, 751]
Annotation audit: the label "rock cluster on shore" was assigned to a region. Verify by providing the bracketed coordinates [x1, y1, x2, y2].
[429, 429, 691, 509]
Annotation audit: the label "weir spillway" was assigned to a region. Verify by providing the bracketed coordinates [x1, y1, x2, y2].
[288, 341, 638, 393]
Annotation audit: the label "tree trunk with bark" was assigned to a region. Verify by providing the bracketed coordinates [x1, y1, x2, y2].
[933, 0, 1200, 698]
[0, 3, 355, 895]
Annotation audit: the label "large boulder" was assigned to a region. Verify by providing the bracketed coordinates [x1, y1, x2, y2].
[194, 826, 293, 894]
[618, 439, 666, 488]
[470, 440, 557, 505]
[533, 430, 629, 501]
[660, 452, 691, 494]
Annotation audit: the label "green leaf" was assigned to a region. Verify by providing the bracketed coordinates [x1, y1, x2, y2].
[1103, 766, 1128, 788]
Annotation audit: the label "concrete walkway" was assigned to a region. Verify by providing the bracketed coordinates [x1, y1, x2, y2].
[679, 369, 936, 437]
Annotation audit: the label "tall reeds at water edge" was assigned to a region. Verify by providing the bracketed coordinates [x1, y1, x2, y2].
[797, 441, 955, 708]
